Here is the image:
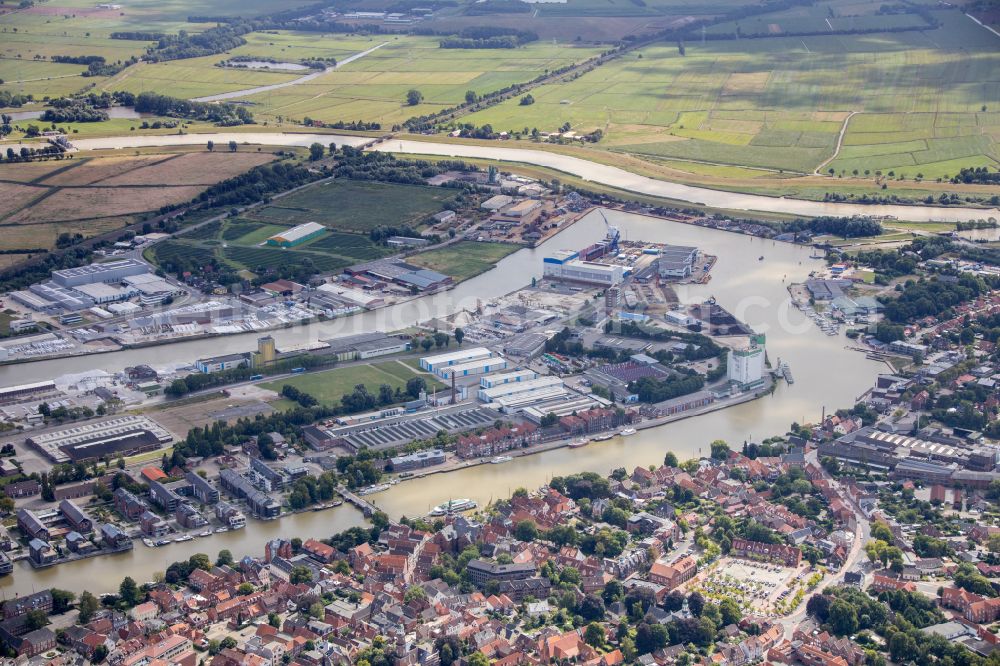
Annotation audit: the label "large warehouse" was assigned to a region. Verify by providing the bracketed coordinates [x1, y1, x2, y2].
[52, 258, 149, 288]
[478, 375, 564, 403]
[420, 347, 494, 373]
[266, 222, 327, 248]
[27, 415, 173, 463]
[437, 356, 508, 380]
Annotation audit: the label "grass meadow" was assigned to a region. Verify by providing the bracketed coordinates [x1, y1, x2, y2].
[462, 9, 1000, 176]
[260, 359, 443, 407]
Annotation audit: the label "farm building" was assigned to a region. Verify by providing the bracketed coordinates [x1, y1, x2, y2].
[266, 222, 327, 248]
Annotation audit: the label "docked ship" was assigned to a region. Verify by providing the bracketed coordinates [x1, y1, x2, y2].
[568, 437, 590, 449]
[619, 428, 637, 436]
[359, 483, 391, 496]
[429, 498, 478, 516]
[490, 456, 513, 464]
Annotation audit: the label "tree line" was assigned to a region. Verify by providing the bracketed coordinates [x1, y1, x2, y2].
[133, 91, 254, 125]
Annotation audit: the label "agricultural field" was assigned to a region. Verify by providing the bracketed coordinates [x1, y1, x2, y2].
[0, 150, 273, 256]
[462, 8, 1000, 176]
[408, 241, 520, 281]
[244, 179, 458, 233]
[260, 359, 444, 408]
[150, 178, 459, 276]
[200, 35, 601, 126]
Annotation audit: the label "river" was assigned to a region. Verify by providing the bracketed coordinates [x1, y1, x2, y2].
[66, 132, 998, 223]
[0, 210, 883, 597]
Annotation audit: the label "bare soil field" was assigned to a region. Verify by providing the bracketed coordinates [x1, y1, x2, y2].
[98, 151, 274, 186]
[41, 155, 174, 186]
[8, 185, 205, 223]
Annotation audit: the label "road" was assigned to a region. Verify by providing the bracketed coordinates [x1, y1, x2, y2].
[776, 448, 872, 638]
[814, 111, 858, 176]
[191, 42, 389, 103]
[64, 133, 998, 223]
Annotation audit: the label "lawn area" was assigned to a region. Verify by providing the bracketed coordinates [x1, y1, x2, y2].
[408, 241, 520, 281]
[259, 360, 444, 407]
[245, 179, 457, 233]
[461, 8, 1000, 175]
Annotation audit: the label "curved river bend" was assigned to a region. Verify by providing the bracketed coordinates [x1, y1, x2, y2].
[67, 133, 998, 223]
[0, 210, 883, 596]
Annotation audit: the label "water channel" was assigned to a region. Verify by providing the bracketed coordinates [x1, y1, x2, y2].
[0, 210, 884, 597]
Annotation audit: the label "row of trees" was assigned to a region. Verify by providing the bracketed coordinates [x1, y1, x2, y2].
[134, 92, 253, 125]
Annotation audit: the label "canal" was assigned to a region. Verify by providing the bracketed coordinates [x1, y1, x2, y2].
[0, 209, 883, 597]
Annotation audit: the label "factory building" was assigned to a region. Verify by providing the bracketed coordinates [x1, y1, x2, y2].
[727, 335, 766, 389]
[252, 335, 277, 368]
[195, 353, 249, 374]
[420, 347, 494, 373]
[480, 369, 538, 389]
[390, 448, 446, 472]
[52, 259, 148, 288]
[543, 251, 626, 286]
[123, 273, 181, 306]
[266, 222, 327, 248]
[478, 376, 564, 403]
[0, 380, 57, 406]
[73, 282, 137, 304]
[657, 245, 698, 279]
[320, 332, 409, 361]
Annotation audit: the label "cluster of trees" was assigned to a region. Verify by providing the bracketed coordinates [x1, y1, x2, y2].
[439, 26, 538, 49]
[134, 92, 253, 125]
[880, 274, 991, 325]
[288, 470, 338, 509]
[145, 22, 254, 62]
[335, 447, 385, 489]
[110, 30, 166, 40]
[196, 160, 319, 209]
[41, 98, 109, 123]
[332, 149, 477, 187]
[781, 216, 884, 238]
[630, 372, 705, 404]
[51, 54, 134, 76]
[3, 143, 69, 163]
[0, 91, 31, 108]
[951, 166, 1000, 184]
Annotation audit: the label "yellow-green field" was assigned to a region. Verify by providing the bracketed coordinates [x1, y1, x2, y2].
[102, 34, 603, 126]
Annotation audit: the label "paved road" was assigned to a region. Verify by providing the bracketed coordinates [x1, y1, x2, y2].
[191, 42, 389, 103]
[776, 449, 872, 638]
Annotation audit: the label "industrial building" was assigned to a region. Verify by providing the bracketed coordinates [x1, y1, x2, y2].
[27, 415, 173, 463]
[543, 251, 626, 286]
[314, 283, 385, 310]
[437, 356, 509, 380]
[0, 380, 57, 406]
[266, 222, 327, 248]
[320, 332, 409, 361]
[727, 335, 766, 389]
[657, 245, 698, 279]
[345, 259, 451, 293]
[122, 273, 181, 306]
[52, 259, 148, 288]
[316, 405, 501, 452]
[478, 375, 564, 403]
[480, 369, 538, 389]
[195, 353, 249, 374]
[420, 347, 494, 373]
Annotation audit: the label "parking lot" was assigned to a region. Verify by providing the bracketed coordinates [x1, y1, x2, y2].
[689, 557, 804, 615]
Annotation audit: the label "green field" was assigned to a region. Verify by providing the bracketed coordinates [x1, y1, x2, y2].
[408, 241, 520, 281]
[461, 9, 1000, 175]
[259, 360, 443, 407]
[245, 179, 458, 233]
